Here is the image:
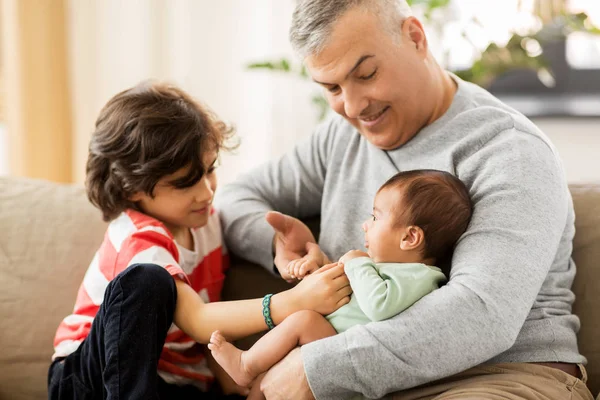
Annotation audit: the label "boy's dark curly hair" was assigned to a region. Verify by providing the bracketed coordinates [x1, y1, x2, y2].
[86, 81, 237, 221]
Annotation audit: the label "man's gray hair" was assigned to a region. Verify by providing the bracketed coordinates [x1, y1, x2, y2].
[290, 0, 413, 59]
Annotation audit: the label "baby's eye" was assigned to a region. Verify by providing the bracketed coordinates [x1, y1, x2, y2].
[370, 213, 376, 221]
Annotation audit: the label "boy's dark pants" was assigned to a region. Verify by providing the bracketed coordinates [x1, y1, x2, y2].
[48, 264, 235, 400]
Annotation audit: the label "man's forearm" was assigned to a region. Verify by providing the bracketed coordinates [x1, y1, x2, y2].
[302, 283, 521, 399]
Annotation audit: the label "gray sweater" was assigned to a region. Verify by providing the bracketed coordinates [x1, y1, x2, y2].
[215, 76, 585, 399]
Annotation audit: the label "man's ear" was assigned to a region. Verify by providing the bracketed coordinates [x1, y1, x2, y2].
[402, 16, 428, 55]
[399, 225, 425, 251]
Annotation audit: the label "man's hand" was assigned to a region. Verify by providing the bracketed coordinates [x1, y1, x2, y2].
[266, 211, 318, 281]
[287, 242, 331, 279]
[339, 249, 369, 265]
[260, 347, 315, 400]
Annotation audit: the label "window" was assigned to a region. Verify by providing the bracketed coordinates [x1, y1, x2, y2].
[424, 0, 600, 117]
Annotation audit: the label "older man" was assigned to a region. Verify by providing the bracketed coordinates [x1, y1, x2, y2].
[215, 0, 594, 399]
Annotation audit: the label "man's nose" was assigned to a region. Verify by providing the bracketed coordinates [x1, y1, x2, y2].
[343, 88, 368, 119]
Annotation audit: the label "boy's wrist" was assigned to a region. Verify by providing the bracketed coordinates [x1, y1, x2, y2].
[270, 290, 296, 326]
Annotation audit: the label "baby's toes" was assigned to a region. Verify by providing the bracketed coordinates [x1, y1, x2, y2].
[210, 331, 223, 345]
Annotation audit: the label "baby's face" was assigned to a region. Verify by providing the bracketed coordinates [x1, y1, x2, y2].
[362, 188, 407, 263]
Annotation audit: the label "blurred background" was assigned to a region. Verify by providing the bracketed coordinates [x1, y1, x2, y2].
[0, 0, 599, 186]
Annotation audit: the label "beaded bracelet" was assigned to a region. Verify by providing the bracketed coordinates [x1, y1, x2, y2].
[262, 293, 275, 330]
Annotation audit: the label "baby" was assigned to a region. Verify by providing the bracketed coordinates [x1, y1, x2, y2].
[209, 169, 472, 395]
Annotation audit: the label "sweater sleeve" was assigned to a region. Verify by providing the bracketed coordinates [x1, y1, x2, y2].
[302, 129, 570, 399]
[345, 258, 445, 322]
[214, 117, 340, 271]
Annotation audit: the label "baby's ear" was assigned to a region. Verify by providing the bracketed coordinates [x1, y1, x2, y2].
[399, 225, 425, 251]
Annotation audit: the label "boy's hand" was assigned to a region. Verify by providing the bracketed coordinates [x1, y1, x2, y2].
[339, 250, 369, 265]
[291, 262, 352, 315]
[287, 243, 331, 279]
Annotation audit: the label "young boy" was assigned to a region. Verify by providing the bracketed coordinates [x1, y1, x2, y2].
[208, 169, 472, 396]
[48, 81, 352, 399]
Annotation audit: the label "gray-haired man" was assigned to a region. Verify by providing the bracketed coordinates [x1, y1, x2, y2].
[216, 1, 594, 399]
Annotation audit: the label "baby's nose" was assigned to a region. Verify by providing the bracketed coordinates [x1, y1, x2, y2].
[362, 220, 368, 232]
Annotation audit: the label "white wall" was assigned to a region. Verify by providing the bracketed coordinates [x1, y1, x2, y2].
[66, 0, 319, 185]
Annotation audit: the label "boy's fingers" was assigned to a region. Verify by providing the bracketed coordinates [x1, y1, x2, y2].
[316, 262, 339, 272]
[321, 263, 346, 278]
[336, 296, 351, 308]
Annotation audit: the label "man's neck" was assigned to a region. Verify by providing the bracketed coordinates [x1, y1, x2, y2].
[426, 66, 457, 126]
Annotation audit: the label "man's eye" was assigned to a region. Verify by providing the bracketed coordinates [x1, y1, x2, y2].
[327, 85, 340, 93]
[360, 69, 377, 80]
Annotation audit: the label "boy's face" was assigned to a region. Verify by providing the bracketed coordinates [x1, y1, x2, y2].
[362, 187, 407, 263]
[132, 151, 218, 236]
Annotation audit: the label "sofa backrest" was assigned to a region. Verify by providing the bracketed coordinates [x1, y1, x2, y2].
[0, 177, 107, 400]
[570, 185, 600, 395]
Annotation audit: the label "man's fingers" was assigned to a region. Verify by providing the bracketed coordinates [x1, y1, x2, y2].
[265, 211, 290, 235]
[305, 241, 320, 254]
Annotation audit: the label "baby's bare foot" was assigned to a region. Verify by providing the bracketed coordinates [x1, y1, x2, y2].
[208, 331, 255, 388]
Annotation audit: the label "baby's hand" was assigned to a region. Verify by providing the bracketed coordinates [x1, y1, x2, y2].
[339, 250, 369, 265]
[287, 255, 320, 279]
[287, 242, 330, 279]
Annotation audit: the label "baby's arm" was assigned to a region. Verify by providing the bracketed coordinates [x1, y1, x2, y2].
[343, 257, 444, 322]
[287, 242, 331, 279]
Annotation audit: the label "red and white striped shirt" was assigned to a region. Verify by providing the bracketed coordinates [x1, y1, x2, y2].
[53, 208, 229, 389]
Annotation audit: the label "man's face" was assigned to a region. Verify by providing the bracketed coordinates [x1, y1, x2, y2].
[305, 8, 431, 150]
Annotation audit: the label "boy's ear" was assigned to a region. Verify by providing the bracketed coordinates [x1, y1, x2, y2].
[399, 225, 425, 251]
[129, 191, 144, 202]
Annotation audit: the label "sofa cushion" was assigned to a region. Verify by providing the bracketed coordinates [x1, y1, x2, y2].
[571, 185, 600, 395]
[0, 177, 106, 400]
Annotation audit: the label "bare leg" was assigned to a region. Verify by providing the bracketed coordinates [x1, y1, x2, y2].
[208, 310, 336, 387]
[205, 347, 249, 396]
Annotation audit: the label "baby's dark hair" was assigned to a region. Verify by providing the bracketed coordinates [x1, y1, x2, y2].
[379, 170, 472, 267]
[86, 81, 237, 221]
